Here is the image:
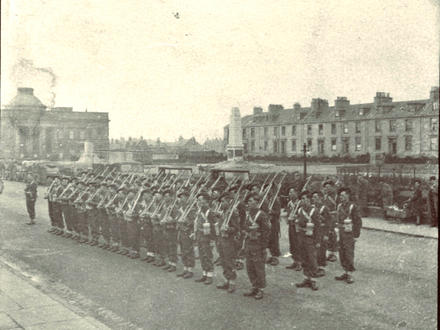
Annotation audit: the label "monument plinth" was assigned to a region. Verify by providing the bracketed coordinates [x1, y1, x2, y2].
[226, 107, 244, 161]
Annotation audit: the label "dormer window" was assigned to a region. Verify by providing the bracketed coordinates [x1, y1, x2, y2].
[359, 109, 363, 116]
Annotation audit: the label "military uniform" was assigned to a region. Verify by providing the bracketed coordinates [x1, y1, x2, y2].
[243, 208, 271, 298]
[194, 206, 218, 283]
[216, 204, 240, 292]
[52, 185, 65, 234]
[323, 192, 338, 261]
[152, 199, 167, 266]
[177, 202, 196, 278]
[162, 197, 179, 271]
[316, 202, 331, 268]
[138, 196, 155, 262]
[295, 203, 321, 290]
[335, 200, 362, 283]
[266, 195, 281, 265]
[24, 179, 38, 223]
[286, 199, 302, 270]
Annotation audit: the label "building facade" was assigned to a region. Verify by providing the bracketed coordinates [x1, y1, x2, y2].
[0, 87, 109, 160]
[224, 87, 439, 160]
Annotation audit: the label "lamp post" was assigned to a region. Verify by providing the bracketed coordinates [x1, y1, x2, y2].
[303, 143, 307, 178]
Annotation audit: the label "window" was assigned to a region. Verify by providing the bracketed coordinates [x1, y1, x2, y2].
[250, 140, 255, 152]
[331, 123, 336, 135]
[331, 138, 337, 151]
[318, 139, 325, 154]
[281, 126, 286, 136]
[318, 124, 323, 135]
[355, 137, 361, 151]
[375, 120, 381, 133]
[281, 141, 286, 153]
[375, 137, 381, 151]
[307, 125, 312, 135]
[405, 136, 412, 151]
[291, 139, 296, 151]
[264, 141, 268, 151]
[342, 137, 349, 153]
[274, 127, 279, 136]
[273, 141, 278, 153]
[300, 113, 306, 120]
[80, 130, 85, 139]
[359, 109, 364, 116]
[242, 129, 246, 139]
[430, 137, 438, 151]
[250, 128, 255, 138]
[355, 121, 361, 134]
[431, 118, 438, 132]
[264, 127, 268, 137]
[307, 138, 312, 151]
[343, 123, 348, 134]
[69, 130, 74, 139]
[405, 119, 412, 132]
[389, 120, 397, 132]
[292, 125, 296, 136]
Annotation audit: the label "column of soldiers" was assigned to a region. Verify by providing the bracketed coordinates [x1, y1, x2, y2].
[44, 168, 362, 300]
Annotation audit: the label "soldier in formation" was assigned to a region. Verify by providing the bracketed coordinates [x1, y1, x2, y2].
[44, 167, 365, 299]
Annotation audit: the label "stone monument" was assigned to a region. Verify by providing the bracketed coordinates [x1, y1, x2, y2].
[226, 107, 244, 161]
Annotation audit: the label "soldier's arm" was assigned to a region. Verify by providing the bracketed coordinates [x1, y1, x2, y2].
[352, 204, 362, 238]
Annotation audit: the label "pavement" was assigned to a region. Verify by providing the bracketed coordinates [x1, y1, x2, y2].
[0, 261, 110, 330]
[362, 217, 438, 239]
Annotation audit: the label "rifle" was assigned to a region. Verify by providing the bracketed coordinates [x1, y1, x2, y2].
[301, 175, 313, 192]
[57, 182, 74, 199]
[269, 172, 287, 210]
[259, 173, 272, 193]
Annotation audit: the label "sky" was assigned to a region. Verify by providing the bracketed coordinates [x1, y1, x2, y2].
[1, 0, 439, 141]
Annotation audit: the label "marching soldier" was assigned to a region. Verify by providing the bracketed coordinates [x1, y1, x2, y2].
[216, 192, 240, 293]
[59, 177, 75, 238]
[285, 188, 302, 271]
[176, 190, 196, 279]
[109, 186, 125, 252]
[322, 180, 338, 262]
[74, 181, 90, 243]
[24, 173, 38, 225]
[295, 191, 321, 291]
[335, 187, 362, 284]
[242, 193, 271, 300]
[52, 177, 66, 235]
[193, 192, 218, 285]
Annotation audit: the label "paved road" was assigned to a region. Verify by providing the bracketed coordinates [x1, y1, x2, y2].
[0, 181, 437, 330]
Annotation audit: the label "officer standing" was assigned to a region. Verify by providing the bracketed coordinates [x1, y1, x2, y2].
[176, 190, 196, 279]
[24, 173, 38, 225]
[285, 188, 302, 271]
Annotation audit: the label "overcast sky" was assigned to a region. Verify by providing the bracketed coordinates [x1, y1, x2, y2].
[1, 0, 439, 141]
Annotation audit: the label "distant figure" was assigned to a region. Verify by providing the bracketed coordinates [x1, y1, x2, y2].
[0, 178, 4, 194]
[408, 179, 423, 226]
[381, 181, 393, 208]
[24, 173, 38, 225]
[427, 176, 438, 227]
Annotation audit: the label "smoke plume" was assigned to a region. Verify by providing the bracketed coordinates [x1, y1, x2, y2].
[11, 58, 57, 108]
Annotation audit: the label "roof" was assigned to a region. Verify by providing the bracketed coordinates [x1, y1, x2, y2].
[238, 97, 437, 128]
[5, 88, 46, 109]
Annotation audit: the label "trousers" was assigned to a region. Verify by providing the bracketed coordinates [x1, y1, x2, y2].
[268, 217, 280, 257]
[218, 237, 237, 280]
[301, 236, 319, 278]
[178, 230, 195, 268]
[197, 235, 213, 272]
[164, 227, 178, 263]
[339, 231, 355, 272]
[245, 246, 266, 289]
[26, 198, 36, 220]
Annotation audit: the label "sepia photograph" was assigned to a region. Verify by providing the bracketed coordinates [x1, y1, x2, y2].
[0, 0, 438, 329]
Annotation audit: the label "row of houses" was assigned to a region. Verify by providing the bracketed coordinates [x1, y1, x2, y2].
[224, 87, 439, 161]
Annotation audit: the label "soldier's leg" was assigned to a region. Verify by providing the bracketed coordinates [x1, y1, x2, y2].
[254, 249, 267, 290]
[317, 234, 327, 267]
[110, 215, 120, 250]
[119, 220, 129, 254]
[167, 229, 178, 267]
[101, 214, 111, 247]
[144, 224, 155, 260]
[268, 217, 280, 263]
[181, 231, 195, 269]
[224, 239, 237, 281]
[245, 249, 258, 289]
